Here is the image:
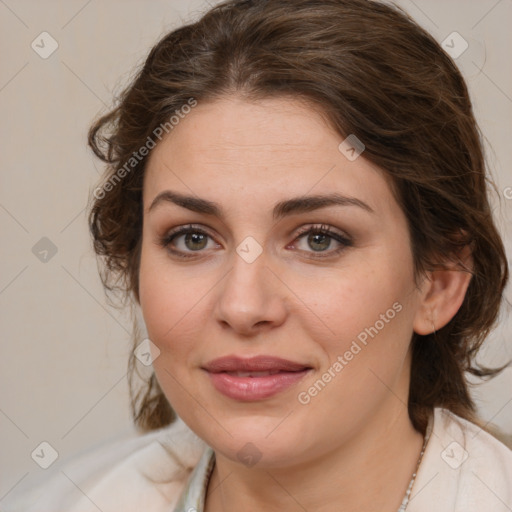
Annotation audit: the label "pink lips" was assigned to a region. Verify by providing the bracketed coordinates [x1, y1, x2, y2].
[202, 356, 311, 401]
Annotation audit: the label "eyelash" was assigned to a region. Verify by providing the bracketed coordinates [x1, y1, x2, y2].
[158, 223, 353, 260]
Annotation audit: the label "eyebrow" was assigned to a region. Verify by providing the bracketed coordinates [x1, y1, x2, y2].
[148, 190, 374, 220]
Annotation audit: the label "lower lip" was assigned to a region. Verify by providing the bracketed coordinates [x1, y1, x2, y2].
[206, 370, 310, 401]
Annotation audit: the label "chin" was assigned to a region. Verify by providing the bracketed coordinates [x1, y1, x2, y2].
[190, 411, 313, 468]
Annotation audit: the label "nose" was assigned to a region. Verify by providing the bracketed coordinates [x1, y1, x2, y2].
[213, 247, 288, 336]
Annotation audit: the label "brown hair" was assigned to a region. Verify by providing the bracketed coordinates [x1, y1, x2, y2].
[88, 0, 509, 434]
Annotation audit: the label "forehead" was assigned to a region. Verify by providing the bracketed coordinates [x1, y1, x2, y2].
[143, 96, 396, 216]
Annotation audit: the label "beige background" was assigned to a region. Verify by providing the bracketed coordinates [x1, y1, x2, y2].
[1, 0, 511, 501]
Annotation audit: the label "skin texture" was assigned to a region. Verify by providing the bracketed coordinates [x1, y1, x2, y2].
[139, 96, 472, 511]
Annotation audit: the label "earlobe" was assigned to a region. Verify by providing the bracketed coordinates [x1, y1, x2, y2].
[413, 246, 473, 335]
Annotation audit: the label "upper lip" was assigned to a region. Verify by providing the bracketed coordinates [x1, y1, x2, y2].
[202, 356, 311, 373]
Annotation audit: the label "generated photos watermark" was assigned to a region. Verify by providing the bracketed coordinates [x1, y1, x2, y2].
[93, 97, 198, 200]
[297, 301, 403, 405]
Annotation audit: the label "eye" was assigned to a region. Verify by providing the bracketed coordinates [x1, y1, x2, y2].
[291, 224, 352, 258]
[159, 224, 220, 258]
[158, 223, 353, 260]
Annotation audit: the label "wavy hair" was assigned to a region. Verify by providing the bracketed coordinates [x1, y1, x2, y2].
[88, 0, 509, 434]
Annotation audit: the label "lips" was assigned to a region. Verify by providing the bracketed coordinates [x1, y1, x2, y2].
[202, 356, 312, 401]
[203, 355, 309, 373]
[225, 370, 282, 377]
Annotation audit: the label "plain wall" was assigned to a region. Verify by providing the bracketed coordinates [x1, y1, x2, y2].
[1, 0, 511, 500]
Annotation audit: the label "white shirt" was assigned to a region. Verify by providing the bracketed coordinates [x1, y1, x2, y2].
[2, 408, 511, 511]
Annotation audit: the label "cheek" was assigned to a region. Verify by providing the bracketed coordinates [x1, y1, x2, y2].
[140, 284, 202, 351]
[138, 246, 202, 352]
[299, 269, 419, 414]
[295, 275, 417, 422]
[298, 260, 415, 348]
[139, 263, 205, 411]
[138, 244, 224, 396]
[138, 268, 211, 423]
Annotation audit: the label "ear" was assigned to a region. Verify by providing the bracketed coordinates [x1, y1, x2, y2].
[413, 244, 473, 335]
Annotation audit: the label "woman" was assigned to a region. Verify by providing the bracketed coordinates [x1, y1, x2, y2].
[5, 0, 511, 511]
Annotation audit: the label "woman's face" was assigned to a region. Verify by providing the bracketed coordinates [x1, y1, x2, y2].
[139, 96, 426, 468]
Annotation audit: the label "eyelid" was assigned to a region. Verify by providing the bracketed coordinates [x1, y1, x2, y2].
[293, 223, 352, 242]
[163, 223, 215, 239]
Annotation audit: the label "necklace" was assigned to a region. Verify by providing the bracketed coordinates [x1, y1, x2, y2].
[396, 429, 431, 512]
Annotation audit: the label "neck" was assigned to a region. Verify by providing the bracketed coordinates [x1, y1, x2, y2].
[204, 401, 424, 512]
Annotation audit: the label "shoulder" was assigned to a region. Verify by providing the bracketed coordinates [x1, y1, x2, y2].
[1, 418, 207, 512]
[410, 407, 512, 512]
